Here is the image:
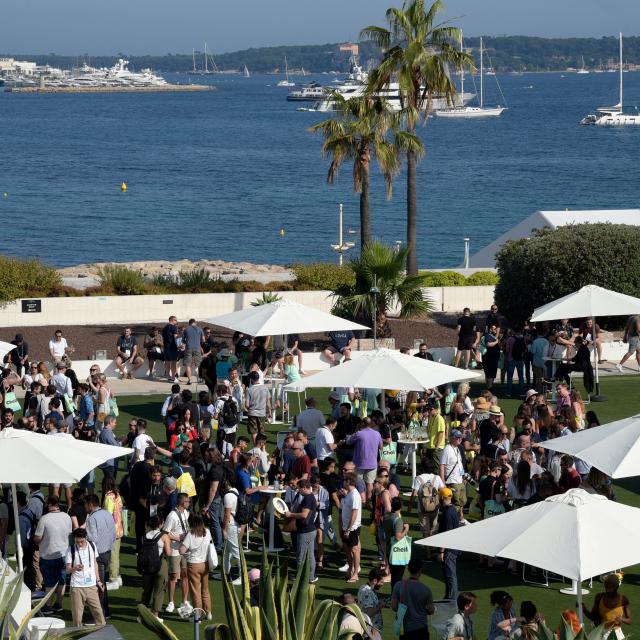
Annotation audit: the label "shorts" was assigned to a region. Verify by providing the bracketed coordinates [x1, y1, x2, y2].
[344, 527, 360, 547]
[356, 468, 377, 484]
[183, 349, 202, 368]
[628, 336, 640, 354]
[169, 555, 187, 575]
[41, 556, 66, 587]
[447, 482, 467, 509]
[52, 483, 72, 489]
[164, 348, 178, 362]
[457, 336, 475, 351]
[419, 511, 439, 537]
[247, 415, 265, 435]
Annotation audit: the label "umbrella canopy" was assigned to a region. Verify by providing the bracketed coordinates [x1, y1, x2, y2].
[208, 299, 368, 337]
[530, 284, 640, 322]
[417, 488, 640, 582]
[538, 415, 640, 479]
[285, 348, 482, 392]
[0, 427, 132, 483]
[0, 340, 17, 362]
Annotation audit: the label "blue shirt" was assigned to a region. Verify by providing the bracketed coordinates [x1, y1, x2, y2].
[531, 336, 549, 369]
[80, 395, 95, 426]
[329, 330, 354, 351]
[86, 507, 116, 554]
[182, 325, 204, 351]
[99, 428, 120, 467]
[235, 468, 252, 493]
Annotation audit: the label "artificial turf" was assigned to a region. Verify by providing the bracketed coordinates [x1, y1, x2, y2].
[35, 377, 640, 639]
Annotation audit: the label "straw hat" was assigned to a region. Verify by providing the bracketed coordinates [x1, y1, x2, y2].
[489, 405, 503, 416]
[473, 397, 490, 411]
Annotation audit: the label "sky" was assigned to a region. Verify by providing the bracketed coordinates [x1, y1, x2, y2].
[1, 0, 639, 55]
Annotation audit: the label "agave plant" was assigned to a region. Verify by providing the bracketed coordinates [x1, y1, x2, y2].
[532, 615, 607, 640]
[138, 545, 369, 640]
[250, 292, 283, 306]
[0, 572, 96, 639]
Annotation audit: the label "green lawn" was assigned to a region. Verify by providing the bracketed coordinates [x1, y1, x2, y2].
[46, 378, 640, 638]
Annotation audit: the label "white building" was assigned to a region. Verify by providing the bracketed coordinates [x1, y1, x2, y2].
[469, 209, 640, 268]
[0, 58, 37, 75]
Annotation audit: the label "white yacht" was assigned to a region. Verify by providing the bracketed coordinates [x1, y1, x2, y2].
[286, 82, 326, 101]
[581, 33, 640, 126]
[436, 36, 506, 118]
[577, 56, 590, 74]
[276, 56, 295, 87]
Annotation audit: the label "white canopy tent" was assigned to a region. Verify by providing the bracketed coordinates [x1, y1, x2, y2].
[531, 284, 640, 400]
[284, 347, 482, 392]
[208, 299, 368, 336]
[418, 489, 640, 623]
[0, 428, 133, 572]
[0, 340, 17, 362]
[538, 414, 640, 479]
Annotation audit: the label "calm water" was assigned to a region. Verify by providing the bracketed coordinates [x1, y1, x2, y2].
[1, 71, 640, 268]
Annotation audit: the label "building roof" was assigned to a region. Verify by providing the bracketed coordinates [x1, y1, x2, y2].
[468, 209, 640, 268]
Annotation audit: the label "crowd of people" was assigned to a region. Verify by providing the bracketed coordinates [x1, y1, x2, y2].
[0, 312, 636, 637]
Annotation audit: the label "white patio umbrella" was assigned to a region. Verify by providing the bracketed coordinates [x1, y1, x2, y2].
[0, 340, 17, 362]
[0, 428, 133, 572]
[208, 298, 368, 336]
[530, 284, 640, 401]
[284, 347, 482, 392]
[417, 488, 640, 623]
[538, 414, 640, 479]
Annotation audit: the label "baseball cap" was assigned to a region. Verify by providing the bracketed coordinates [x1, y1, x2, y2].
[329, 391, 340, 401]
[451, 429, 463, 438]
[56, 362, 66, 369]
[439, 487, 453, 499]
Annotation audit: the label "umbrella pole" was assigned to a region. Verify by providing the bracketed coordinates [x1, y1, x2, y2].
[591, 316, 607, 402]
[577, 579, 584, 627]
[11, 483, 24, 573]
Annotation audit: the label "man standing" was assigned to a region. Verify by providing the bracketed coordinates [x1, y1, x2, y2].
[181, 318, 204, 386]
[453, 308, 479, 369]
[9, 333, 29, 375]
[245, 371, 270, 443]
[130, 447, 156, 551]
[164, 493, 192, 615]
[358, 568, 387, 635]
[48, 330, 69, 364]
[115, 327, 144, 380]
[348, 418, 383, 504]
[443, 592, 477, 640]
[85, 494, 116, 620]
[323, 330, 356, 366]
[65, 528, 106, 628]
[291, 442, 311, 481]
[51, 362, 73, 399]
[98, 416, 121, 484]
[437, 487, 460, 601]
[285, 479, 318, 584]
[408, 465, 444, 555]
[530, 329, 549, 392]
[439, 430, 467, 516]
[340, 472, 362, 583]
[294, 397, 325, 438]
[316, 417, 338, 462]
[390, 557, 435, 640]
[34, 496, 72, 614]
[559, 455, 582, 492]
[424, 401, 446, 474]
[162, 316, 179, 382]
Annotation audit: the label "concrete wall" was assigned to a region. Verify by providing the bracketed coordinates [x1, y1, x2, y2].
[0, 286, 496, 328]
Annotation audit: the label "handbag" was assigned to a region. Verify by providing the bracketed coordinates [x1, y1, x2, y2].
[393, 580, 408, 637]
[109, 397, 119, 417]
[3, 391, 21, 413]
[282, 517, 297, 533]
[207, 541, 218, 570]
[63, 394, 75, 414]
[483, 499, 505, 519]
[389, 534, 412, 566]
[381, 442, 398, 465]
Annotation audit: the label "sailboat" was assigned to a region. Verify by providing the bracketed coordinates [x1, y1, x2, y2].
[190, 43, 218, 75]
[581, 33, 640, 126]
[436, 36, 506, 118]
[243, 65, 250, 78]
[577, 56, 590, 74]
[276, 57, 295, 87]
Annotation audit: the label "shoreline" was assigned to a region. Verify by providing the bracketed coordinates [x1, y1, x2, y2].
[6, 84, 214, 94]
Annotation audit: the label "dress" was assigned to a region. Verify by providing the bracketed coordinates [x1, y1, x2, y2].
[482, 338, 501, 379]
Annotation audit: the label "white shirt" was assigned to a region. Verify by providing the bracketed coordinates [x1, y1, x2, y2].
[315, 426, 335, 461]
[341, 488, 362, 532]
[23, 372, 46, 388]
[411, 473, 444, 494]
[49, 337, 68, 359]
[132, 433, 154, 461]
[181, 529, 212, 564]
[440, 444, 464, 485]
[249, 447, 269, 474]
[294, 408, 326, 438]
[52, 372, 73, 397]
[65, 543, 97, 588]
[35, 511, 73, 560]
[164, 508, 190, 556]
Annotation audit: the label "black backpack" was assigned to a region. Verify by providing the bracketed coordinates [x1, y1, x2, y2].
[119, 474, 133, 508]
[221, 398, 239, 427]
[137, 532, 163, 575]
[228, 489, 253, 525]
[511, 336, 526, 361]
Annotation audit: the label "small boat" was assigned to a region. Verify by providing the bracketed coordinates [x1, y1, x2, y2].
[276, 57, 295, 87]
[286, 82, 326, 101]
[243, 65, 250, 78]
[577, 56, 590, 74]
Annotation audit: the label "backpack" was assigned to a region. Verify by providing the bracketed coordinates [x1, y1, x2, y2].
[511, 336, 526, 360]
[19, 509, 36, 550]
[227, 489, 253, 525]
[119, 473, 133, 508]
[419, 480, 439, 514]
[176, 470, 197, 497]
[137, 532, 163, 575]
[221, 398, 239, 427]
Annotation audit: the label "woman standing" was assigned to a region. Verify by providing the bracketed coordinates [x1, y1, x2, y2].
[179, 514, 213, 620]
[583, 574, 632, 633]
[95, 375, 111, 435]
[372, 475, 392, 579]
[488, 590, 516, 640]
[570, 390, 586, 429]
[140, 515, 171, 622]
[382, 496, 409, 589]
[104, 477, 124, 589]
[482, 324, 502, 390]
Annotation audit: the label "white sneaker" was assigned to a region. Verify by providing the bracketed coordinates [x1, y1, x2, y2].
[165, 602, 175, 613]
[231, 577, 243, 586]
[177, 602, 194, 618]
[616, 364, 624, 373]
[206, 613, 212, 620]
[117, 576, 123, 587]
[106, 580, 120, 591]
[338, 563, 350, 573]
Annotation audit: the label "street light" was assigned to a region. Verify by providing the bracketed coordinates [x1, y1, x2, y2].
[331, 203, 356, 266]
[370, 275, 380, 348]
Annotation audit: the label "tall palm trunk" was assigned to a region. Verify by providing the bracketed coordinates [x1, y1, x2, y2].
[406, 147, 418, 275]
[360, 166, 371, 251]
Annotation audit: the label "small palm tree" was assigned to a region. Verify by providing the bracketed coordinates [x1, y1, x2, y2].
[310, 93, 420, 251]
[333, 240, 433, 337]
[250, 292, 282, 306]
[361, 0, 473, 274]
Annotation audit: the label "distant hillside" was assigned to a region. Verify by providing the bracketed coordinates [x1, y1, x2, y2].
[3, 36, 639, 73]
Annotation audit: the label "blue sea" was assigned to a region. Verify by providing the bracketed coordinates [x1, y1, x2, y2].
[1, 71, 639, 269]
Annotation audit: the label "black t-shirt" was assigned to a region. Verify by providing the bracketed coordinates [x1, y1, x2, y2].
[117, 335, 137, 354]
[438, 504, 459, 534]
[484, 312, 500, 332]
[162, 324, 178, 350]
[295, 493, 318, 533]
[458, 316, 477, 339]
[130, 461, 152, 503]
[478, 475, 499, 503]
[414, 351, 434, 361]
[320, 472, 338, 499]
[206, 464, 224, 500]
[68, 502, 87, 526]
[329, 330, 354, 351]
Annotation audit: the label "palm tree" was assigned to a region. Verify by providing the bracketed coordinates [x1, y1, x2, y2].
[361, 0, 473, 274]
[310, 93, 418, 251]
[332, 241, 433, 337]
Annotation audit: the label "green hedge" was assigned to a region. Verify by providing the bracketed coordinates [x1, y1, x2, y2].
[420, 270, 499, 286]
[292, 262, 356, 290]
[465, 271, 500, 286]
[0, 256, 62, 304]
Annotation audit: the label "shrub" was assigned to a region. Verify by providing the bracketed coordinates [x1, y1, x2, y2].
[97, 265, 147, 296]
[177, 268, 212, 292]
[251, 292, 283, 306]
[495, 223, 640, 324]
[293, 262, 355, 290]
[0, 255, 62, 304]
[465, 270, 500, 286]
[421, 270, 467, 287]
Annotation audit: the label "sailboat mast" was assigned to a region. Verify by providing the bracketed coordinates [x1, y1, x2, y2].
[204, 43, 208, 74]
[480, 37, 484, 109]
[192, 49, 196, 74]
[619, 32, 623, 109]
[460, 32, 464, 106]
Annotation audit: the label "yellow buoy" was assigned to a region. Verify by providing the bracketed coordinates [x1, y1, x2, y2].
[279, 228, 285, 237]
[121, 182, 127, 192]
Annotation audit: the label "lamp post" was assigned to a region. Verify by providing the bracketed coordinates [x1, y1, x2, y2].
[331, 203, 355, 265]
[463, 238, 470, 269]
[370, 274, 380, 348]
